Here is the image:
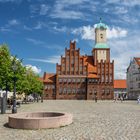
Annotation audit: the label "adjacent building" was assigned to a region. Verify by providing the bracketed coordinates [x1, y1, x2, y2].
[114, 80, 127, 99]
[43, 20, 114, 100]
[127, 57, 140, 99]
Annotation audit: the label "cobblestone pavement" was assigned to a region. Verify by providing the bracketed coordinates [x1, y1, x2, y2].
[0, 100, 140, 140]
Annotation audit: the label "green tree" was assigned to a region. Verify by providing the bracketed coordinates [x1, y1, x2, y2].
[22, 68, 43, 96]
[0, 44, 43, 97]
[11, 56, 27, 94]
[0, 44, 12, 90]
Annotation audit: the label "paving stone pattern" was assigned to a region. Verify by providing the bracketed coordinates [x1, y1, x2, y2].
[0, 100, 140, 140]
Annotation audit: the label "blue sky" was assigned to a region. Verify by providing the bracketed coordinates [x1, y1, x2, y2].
[0, 0, 140, 79]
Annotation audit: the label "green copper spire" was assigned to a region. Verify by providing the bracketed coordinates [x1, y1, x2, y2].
[95, 43, 109, 49]
[95, 18, 107, 29]
[94, 18, 109, 49]
[100, 17, 102, 23]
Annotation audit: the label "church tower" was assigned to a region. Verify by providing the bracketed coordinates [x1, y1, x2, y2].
[93, 18, 110, 65]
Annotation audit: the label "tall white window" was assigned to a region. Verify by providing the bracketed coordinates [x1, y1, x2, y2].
[106, 76, 108, 82]
[102, 75, 104, 82]
[110, 75, 112, 82]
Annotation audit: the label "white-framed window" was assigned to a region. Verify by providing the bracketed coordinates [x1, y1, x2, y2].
[63, 78, 67, 82]
[72, 79, 76, 83]
[71, 67, 74, 71]
[68, 78, 71, 83]
[110, 75, 112, 82]
[81, 79, 86, 82]
[67, 88, 71, 93]
[57, 71, 60, 74]
[59, 78, 62, 83]
[71, 58, 74, 64]
[80, 66, 82, 71]
[83, 71, 86, 75]
[106, 76, 108, 82]
[75, 66, 78, 71]
[102, 75, 104, 82]
[77, 78, 80, 83]
[63, 88, 67, 94]
[59, 88, 62, 94]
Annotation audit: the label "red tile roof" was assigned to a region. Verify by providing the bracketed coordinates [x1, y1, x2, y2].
[83, 56, 97, 74]
[114, 80, 127, 89]
[134, 57, 140, 66]
[43, 73, 56, 83]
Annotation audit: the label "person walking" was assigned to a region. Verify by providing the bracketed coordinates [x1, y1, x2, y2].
[95, 95, 97, 103]
[120, 95, 123, 103]
[114, 96, 117, 103]
[137, 95, 140, 104]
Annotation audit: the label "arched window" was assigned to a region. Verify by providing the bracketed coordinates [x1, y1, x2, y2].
[89, 89, 92, 95]
[102, 89, 105, 95]
[100, 34, 103, 39]
[94, 90, 97, 95]
[106, 89, 110, 95]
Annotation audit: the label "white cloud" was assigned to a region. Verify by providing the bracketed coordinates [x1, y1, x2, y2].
[30, 5, 38, 14]
[53, 26, 67, 32]
[72, 25, 127, 40]
[0, 0, 22, 3]
[72, 24, 131, 79]
[60, 0, 89, 5]
[8, 19, 19, 26]
[107, 27, 128, 39]
[32, 21, 48, 30]
[81, 26, 95, 40]
[50, 0, 90, 19]
[72, 25, 94, 40]
[114, 6, 128, 14]
[29, 56, 61, 64]
[51, 10, 85, 20]
[105, 0, 140, 6]
[23, 25, 32, 31]
[29, 0, 97, 20]
[104, 6, 128, 14]
[40, 4, 49, 15]
[34, 22, 44, 29]
[72, 38, 79, 43]
[26, 64, 41, 74]
[126, 0, 140, 6]
[26, 38, 45, 45]
[0, 27, 11, 32]
[121, 15, 139, 24]
[0, 19, 20, 32]
[109, 34, 140, 79]
[30, 4, 49, 16]
[105, 0, 119, 3]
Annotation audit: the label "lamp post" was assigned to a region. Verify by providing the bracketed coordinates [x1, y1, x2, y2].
[41, 86, 44, 103]
[12, 60, 17, 114]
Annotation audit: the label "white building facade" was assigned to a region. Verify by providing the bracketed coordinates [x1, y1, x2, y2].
[127, 58, 140, 99]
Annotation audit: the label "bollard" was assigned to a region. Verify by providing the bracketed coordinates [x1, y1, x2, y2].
[1, 93, 6, 114]
[41, 94, 43, 103]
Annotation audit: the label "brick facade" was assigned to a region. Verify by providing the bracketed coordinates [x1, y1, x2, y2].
[43, 21, 114, 100]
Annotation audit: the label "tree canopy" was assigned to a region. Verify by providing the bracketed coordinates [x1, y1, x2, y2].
[0, 44, 43, 95]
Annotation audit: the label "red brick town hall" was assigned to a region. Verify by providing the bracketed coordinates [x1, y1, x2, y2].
[42, 20, 114, 100]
